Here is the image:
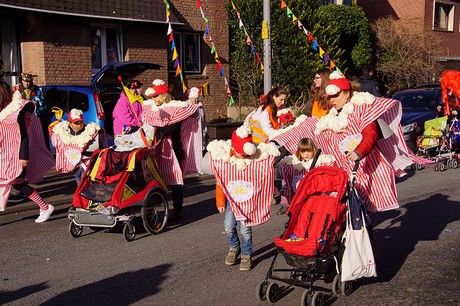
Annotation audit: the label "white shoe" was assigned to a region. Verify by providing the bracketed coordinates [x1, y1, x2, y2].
[35, 205, 55, 223]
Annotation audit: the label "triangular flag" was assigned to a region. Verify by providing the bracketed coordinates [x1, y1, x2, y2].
[286, 8, 292, 18]
[219, 68, 224, 77]
[307, 33, 314, 41]
[319, 47, 325, 58]
[210, 44, 216, 54]
[330, 60, 336, 70]
[170, 40, 175, 51]
[175, 64, 181, 76]
[239, 19, 243, 28]
[172, 48, 178, 60]
[182, 81, 187, 93]
[202, 82, 209, 95]
[324, 54, 330, 63]
[228, 96, 235, 106]
[169, 33, 173, 42]
[231, 1, 236, 10]
[312, 41, 319, 51]
[167, 24, 172, 35]
[281, 0, 287, 9]
[123, 84, 143, 105]
[292, 14, 298, 23]
[174, 58, 179, 68]
[196, 0, 201, 8]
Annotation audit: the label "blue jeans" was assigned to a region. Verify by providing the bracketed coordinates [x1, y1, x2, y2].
[224, 202, 252, 256]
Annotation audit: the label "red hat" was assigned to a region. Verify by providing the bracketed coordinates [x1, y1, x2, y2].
[326, 71, 351, 95]
[146, 79, 170, 97]
[278, 108, 294, 125]
[231, 126, 256, 156]
[68, 109, 83, 122]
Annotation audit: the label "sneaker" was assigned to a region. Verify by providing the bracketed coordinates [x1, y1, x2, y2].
[277, 205, 288, 215]
[7, 194, 24, 204]
[239, 254, 252, 271]
[225, 247, 240, 266]
[35, 205, 55, 223]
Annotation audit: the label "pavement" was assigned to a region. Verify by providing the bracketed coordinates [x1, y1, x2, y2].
[1, 168, 215, 216]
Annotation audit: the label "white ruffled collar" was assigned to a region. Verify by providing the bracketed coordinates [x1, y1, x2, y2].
[207, 140, 280, 171]
[143, 99, 188, 110]
[314, 92, 375, 135]
[279, 154, 335, 171]
[0, 91, 22, 121]
[53, 121, 100, 147]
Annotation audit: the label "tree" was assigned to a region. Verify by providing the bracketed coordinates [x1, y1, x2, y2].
[371, 17, 442, 94]
[228, 1, 373, 114]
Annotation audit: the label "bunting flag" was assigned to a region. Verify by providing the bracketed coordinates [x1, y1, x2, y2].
[230, 1, 264, 73]
[197, 1, 235, 106]
[164, 0, 187, 92]
[280, 0, 340, 72]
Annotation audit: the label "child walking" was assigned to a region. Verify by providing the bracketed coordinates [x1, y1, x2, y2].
[215, 126, 257, 271]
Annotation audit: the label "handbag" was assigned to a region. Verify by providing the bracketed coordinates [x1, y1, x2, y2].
[341, 209, 377, 282]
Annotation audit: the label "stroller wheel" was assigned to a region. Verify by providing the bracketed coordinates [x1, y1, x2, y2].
[255, 281, 268, 301]
[410, 163, 416, 170]
[341, 280, 353, 296]
[332, 274, 341, 295]
[439, 162, 447, 172]
[434, 163, 440, 171]
[447, 159, 453, 168]
[142, 189, 169, 235]
[266, 282, 280, 303]
[416, 163, 423, 171]
[123, 222, 136, 242]
[452, 159, 458, 168]
[69, 221, 83, 238]
[301, 290, 312, 306]
[311, 291, 325, 306]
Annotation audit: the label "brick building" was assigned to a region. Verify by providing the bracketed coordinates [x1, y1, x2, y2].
[357, 0, 460, 71]
[0, 0, 230, 120]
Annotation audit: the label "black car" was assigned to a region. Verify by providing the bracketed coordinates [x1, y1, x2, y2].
[391, 87, 443, 151]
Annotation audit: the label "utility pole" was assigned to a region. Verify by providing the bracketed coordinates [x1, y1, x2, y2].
[262, 0, 272, 94]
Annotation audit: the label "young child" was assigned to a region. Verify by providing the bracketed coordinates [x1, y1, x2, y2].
[277, 138, 319, 215]
[216, 126, 257, 271]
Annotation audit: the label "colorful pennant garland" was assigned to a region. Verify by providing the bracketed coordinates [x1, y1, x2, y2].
[164, 0, 188, 92]
[197, 0, 235, 106]
[279, 0, 339, 72]
[230, 1, 264, 74]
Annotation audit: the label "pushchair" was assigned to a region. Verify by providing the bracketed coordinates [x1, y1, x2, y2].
[68, 146, 169, 242]
[256, 165, 353, 305]
[413, 116, 459, 171]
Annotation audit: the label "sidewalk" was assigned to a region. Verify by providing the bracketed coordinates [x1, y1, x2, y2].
[1, 169, 214, 216]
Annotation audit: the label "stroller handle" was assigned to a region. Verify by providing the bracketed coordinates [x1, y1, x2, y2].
[309, 148, 322, 171]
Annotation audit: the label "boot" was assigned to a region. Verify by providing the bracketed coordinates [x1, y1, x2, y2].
[225, 247, 240, 266]
[239, 254, 252, 271]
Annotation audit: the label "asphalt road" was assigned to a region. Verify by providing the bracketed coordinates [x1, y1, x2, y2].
[0, 167, 459, 306]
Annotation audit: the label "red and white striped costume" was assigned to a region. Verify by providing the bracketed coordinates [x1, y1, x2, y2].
[52, 121, 100, 173]
[273, 95, 426, 212]
[0, 94, 54, 210]
[210, 156, 275, 227]
[142, 100, 200, 185]
[208, 141, 280, 226]
[181, 114, 203, 175]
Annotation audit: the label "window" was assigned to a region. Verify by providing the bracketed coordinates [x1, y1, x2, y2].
[168, 31, 202, 74]
[433, 1, 454, 31]
[91, 25, 123, 73]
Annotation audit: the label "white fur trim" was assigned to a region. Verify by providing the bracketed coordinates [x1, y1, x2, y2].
[350, 92, 375, 105]
[326, 84, 340, 95]
[0, 91, 22, 121]
[277, 108, 291, 117]
[53, 121, 100, 147]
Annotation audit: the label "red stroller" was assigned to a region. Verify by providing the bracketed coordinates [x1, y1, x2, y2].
[257, 165, 354, 305]
[68, 147, 169, 242]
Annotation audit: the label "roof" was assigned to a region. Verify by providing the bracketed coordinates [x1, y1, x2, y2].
[0, 0, 183, 24]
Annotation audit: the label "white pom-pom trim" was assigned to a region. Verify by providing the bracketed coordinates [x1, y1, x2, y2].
[236, 125, 251, 138]
[277, 108, 291, 117]
[144, 87, 155, 97]
[243, 143, 256, 156]
[326, 84, 340, 95]
[329, 71, 343, 80]
[70, 109, 83, 120]
[152, 79, 165, 86]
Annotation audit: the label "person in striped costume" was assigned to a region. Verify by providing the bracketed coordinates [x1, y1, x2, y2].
[0, 81, 54, 222]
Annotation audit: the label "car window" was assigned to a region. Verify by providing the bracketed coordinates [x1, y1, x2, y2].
[43, 88, 67, 111]
[69, 91, 89, 112]
[393, 91, 441, 111]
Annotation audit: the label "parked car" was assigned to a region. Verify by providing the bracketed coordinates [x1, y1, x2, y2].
[391, 87, 443, 151]
[40, 61, 160, 150]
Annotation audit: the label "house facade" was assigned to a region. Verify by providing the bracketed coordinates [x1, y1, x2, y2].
[0, 0, 230, 120]
[357, 0, 460, 71]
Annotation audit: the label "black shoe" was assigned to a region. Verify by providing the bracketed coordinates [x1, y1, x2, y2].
[7, 194, 24, 204]
[169, 210, 182, 222]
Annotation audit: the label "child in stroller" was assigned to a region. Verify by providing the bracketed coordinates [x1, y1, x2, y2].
[413, 116, 459, 171]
